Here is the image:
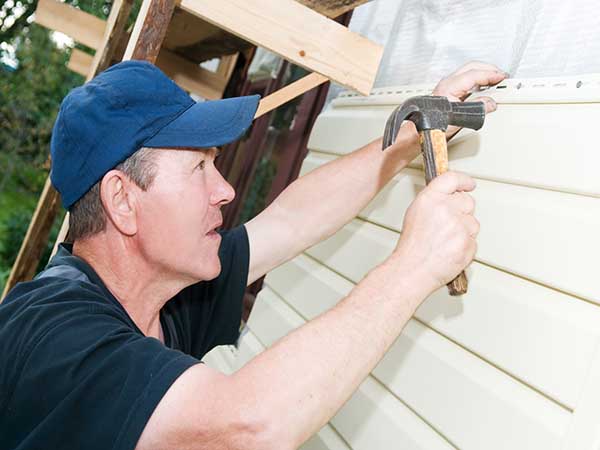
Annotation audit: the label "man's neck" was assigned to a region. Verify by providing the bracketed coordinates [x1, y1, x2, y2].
[72, 232, 191, 341]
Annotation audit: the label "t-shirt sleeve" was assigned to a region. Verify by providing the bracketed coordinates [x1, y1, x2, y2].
[9, 307, 199, 450]
[161, 225, 250, 359]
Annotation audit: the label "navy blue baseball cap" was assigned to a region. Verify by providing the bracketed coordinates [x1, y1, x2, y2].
[50, 60, 260, 209]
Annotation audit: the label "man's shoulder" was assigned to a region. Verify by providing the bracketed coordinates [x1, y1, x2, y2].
[0, 274, 131, 348]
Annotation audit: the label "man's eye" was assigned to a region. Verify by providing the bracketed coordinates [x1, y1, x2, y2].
[197, 160, 206, 170]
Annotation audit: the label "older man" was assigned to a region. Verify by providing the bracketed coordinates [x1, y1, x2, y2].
[0, 60, 504, 449]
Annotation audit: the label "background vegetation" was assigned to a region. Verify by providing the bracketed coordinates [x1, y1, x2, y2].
[0, 0, 114, 292]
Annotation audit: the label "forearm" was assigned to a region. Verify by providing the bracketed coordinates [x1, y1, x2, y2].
[230, 255, 432, 448]
[273, 123, 419, 252]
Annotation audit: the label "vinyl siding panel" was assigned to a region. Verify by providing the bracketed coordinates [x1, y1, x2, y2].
[205, 76, 600, 449]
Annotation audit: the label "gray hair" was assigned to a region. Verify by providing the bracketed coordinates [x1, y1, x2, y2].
[67, 147, 158, 241]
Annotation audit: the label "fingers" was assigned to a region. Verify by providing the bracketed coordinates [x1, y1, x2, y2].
[449, 69, 506, 96]
[450, 61, 506, 76]
[477, 96, 497, 114]
[434, 66, 507, 101]
[450, 191, 475, 215]
[427, 171, 476, 195]
[463, 214, 480, 238]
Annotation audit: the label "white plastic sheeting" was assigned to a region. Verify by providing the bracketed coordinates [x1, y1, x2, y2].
[335, 0, 600, 92]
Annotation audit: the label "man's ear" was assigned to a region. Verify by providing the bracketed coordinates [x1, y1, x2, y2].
[99, 170, 139, 236]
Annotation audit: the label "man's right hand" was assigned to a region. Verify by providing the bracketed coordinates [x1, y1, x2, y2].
[391, 171, 479, 295]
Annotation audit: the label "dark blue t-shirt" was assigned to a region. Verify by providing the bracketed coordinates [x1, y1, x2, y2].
[0, 226, 249, 450]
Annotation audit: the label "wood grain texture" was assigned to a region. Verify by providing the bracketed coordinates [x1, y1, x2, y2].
[178, 0, 382, 94]
[67, 49, 94, 77]
[254, 73, 329, 118]
[35, 0, 106, 49]
[123, 0, 177, 63]
[420, 128, 467, 295]
[156, 50, 227, 99]
[87, 0, 134, 79]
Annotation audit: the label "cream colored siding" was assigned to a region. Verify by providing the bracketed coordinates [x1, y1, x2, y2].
[205, 76, 600, 449]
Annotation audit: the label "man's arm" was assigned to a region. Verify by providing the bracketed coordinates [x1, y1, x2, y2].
[245, 62, 505, 285]
[137, 171, 479, 450]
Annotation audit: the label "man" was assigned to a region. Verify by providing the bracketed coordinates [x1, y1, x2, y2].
[0, 60, 505, 449]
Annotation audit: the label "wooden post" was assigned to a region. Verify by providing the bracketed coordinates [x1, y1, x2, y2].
[123, 0, 178, 63]
[179, 0, 382, 95]
[88, 0, 134, 78]
[1, 179, 62, 299]
[1, 0, 136, 300]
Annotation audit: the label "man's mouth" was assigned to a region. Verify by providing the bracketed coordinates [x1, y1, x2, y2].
[206, 221, 222, 237]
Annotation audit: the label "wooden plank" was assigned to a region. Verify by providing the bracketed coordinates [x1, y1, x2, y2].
[1, 178, 61, 300]
[155, 49, 227, 99]
[162, 1, 365, 63]
[67, 49, 94, 77]
[67, 45, 230, 100]
[34, 0, 106, 50]
[216, 53, 239, 80]
[248, 287, 456, 450]
[267, 252, 600, 411]
[123, 0, 177, 63]
[178, 0, 383, 95]
[87, 0, 134, 79]
[254, 72, 329, 118]
[297, 0, 373, 18]
[50, 213, 69, 258]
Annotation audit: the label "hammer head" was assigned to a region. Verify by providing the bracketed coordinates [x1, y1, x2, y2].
[383, 95, 486, 149]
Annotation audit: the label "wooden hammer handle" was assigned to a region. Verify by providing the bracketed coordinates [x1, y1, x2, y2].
[419, 129, 468, 296]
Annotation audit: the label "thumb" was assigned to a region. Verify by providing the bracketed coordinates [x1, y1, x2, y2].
[428, 171, 476, 195]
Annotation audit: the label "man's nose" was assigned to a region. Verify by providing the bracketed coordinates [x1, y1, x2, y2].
[210, 168, 235, 206]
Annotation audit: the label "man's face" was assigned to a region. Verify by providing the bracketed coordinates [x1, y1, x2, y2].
[135, 147, 234, 284]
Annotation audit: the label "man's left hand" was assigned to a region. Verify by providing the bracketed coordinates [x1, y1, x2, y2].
[432, 61, 507, 138]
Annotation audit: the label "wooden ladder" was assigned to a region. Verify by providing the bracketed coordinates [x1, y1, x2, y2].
[2, 0, 382, 300]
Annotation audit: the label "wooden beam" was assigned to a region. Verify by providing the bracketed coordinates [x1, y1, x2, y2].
[50, 213, 69, 259]
[67, 49, 93, 77]
[1, 178, 61, 301]
[34, 0, 106, 49]
[297, 0, 373, 18]
[123, 0, 177, 63]
[87, 0, 134, 79]
[156, 50, 228, 99]
[216, 53, 239, 80]
[162, 1, 369, 63]
[5, 0, 134, 299]
[178, 0, 382, 94]
[68, 47, 230, 100]
[254, 72, 329, 118]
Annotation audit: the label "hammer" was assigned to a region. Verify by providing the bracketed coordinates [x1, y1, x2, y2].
[382, 95, 486, 296]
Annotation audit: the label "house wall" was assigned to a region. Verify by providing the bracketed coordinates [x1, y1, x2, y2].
[205, 74, 600, 449]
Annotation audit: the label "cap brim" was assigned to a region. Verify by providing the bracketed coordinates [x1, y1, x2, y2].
[144, 94, 260, 149]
